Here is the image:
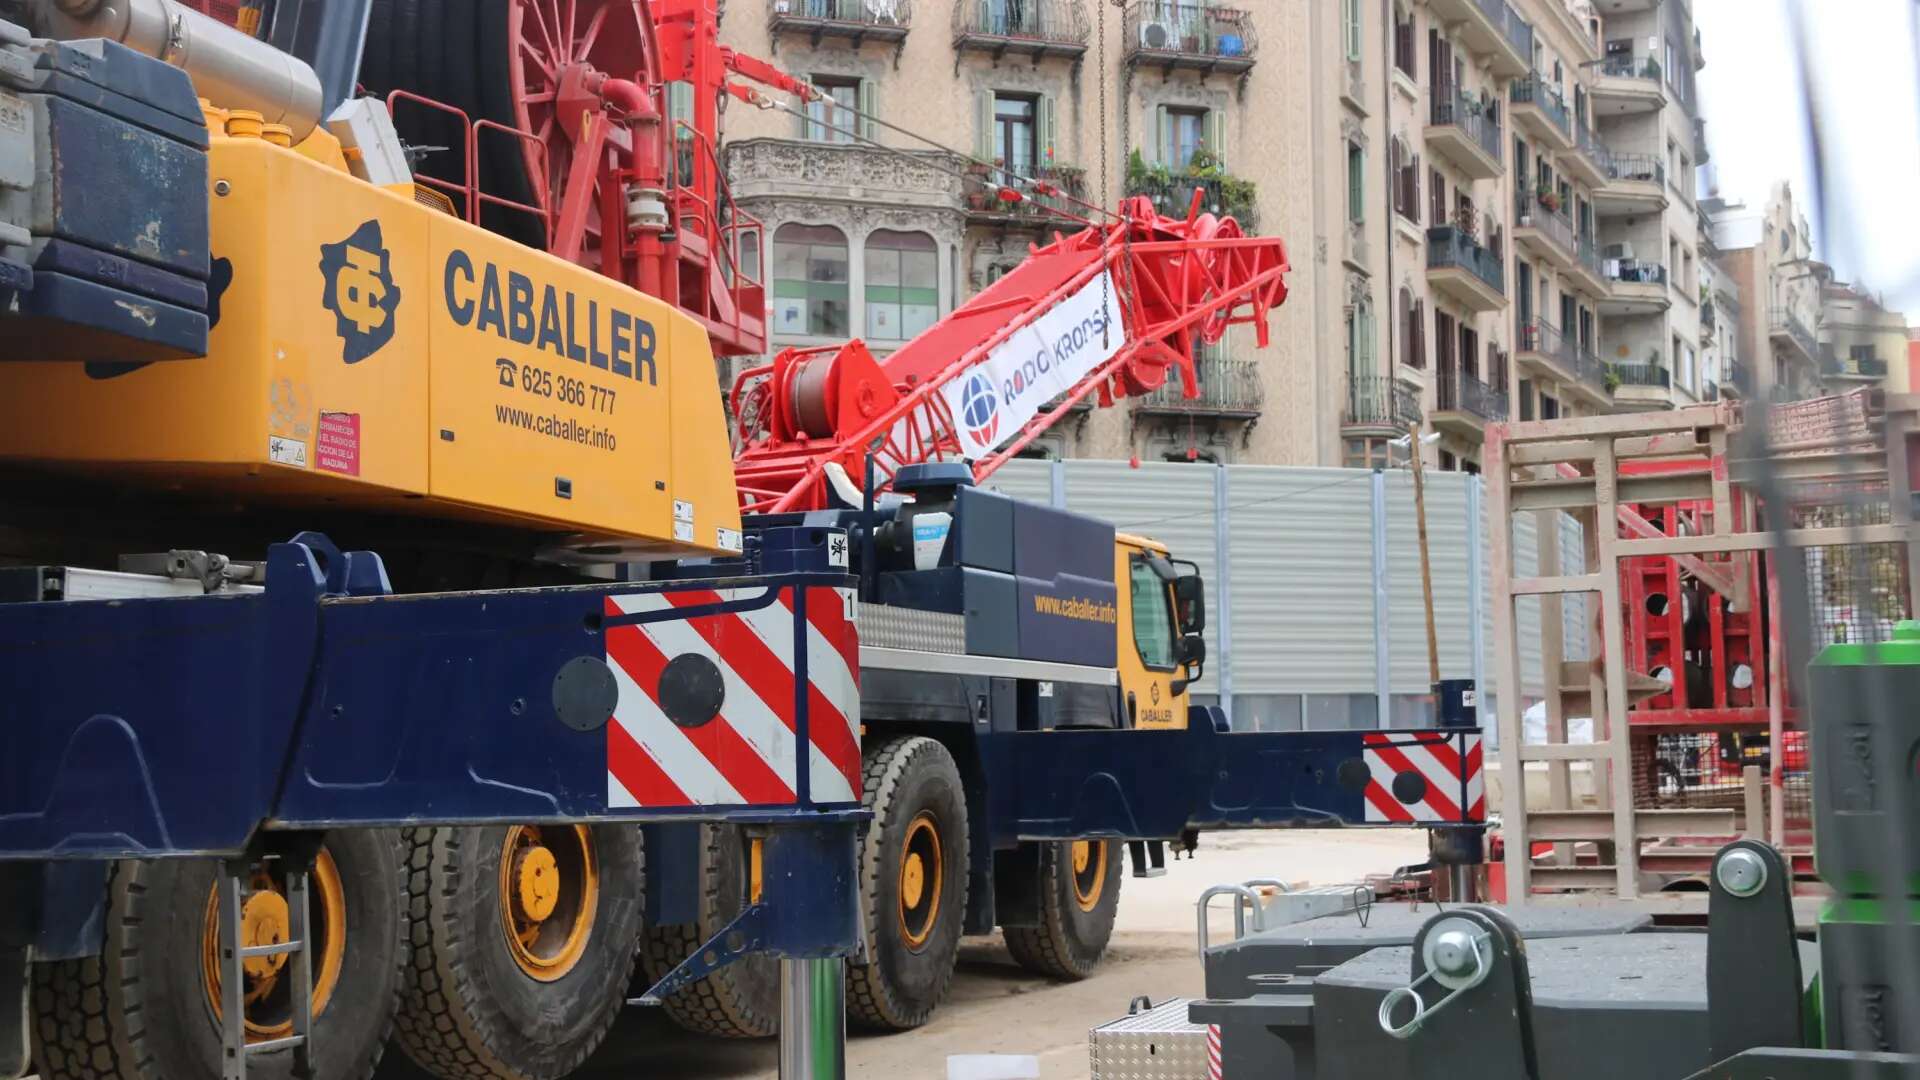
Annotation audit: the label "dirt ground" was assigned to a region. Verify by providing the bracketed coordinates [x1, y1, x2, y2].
[573, 828, 1431, 1080]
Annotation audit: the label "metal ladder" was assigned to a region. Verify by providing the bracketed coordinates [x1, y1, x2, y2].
[217, 855, 315, 1080]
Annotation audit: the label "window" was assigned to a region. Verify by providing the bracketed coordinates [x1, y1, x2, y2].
[1428, 167, 1446, 227]
[1681, 342, 1697, 392]
[1347, 295, 1377, 377]
[994, 93, 1037, 176]
[1159, 106, 1210, 169]
[1518, 379, 1534, 421]
[1345, 436, 1409, 470]
[1346, 140, 1366, 223]
[1459, 324, 1479, 378]
[864, 230, 938, 341]
[1392, 138, 1419, 220]
[1439, 450, 1458, 472]
[1393, 7, 1415, 77]
[1850, 344, 1878, 363]
[1539, 393, 1559, 420]
[1343, 0, 1362, 61]
[771, 223, 849, 337]
[667, 81, 695, 185]
[1399, 288, 1425, 369]
[1128, 557, 1177, 670]
[803, 75, 862, 143]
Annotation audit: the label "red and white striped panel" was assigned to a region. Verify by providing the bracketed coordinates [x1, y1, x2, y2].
[1361, 731, 1485, 824]
[1206, 1023, 1222, 1080]
[602, 585, 861, 809]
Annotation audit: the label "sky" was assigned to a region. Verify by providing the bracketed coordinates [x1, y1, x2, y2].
[1693, 0, 1920, 314]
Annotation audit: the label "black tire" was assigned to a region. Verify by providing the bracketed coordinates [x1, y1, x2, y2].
[847, 736, 970, 1032]
[389, 824, 644, 1080]
[638, 826, 780, 1039]
[31, 829, 407, 1080]
[1003, 840, 1124, 981]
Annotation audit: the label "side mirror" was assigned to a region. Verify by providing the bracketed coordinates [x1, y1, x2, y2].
[1179, 632, 1206, 667]
[1172, 572, 1206, 634]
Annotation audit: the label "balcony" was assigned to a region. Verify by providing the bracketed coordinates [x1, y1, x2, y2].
[967, 162, 1089, 228]
[1424, 89, 1503, 180]
[1599, 260, 1670, 315]
[1610, 360, 1672, 409]
[1592, 151, 1667, 217]
[1123, 2, 1258, 77]
[1768, 305, 1817, 362]
[1135, 352, 1264, 419]
[1593, 54, 1665, 115]
[1432, 366, 1508, 437]
[1563, 124, 1609, 188]
[1509, 74, 1573, 151]
[952, 0, 1090, 60]
[1723, 358, 1754, 399]
[1517, 319, 1611, 407]
[1514, 191, 1576, 270]
[1344, 374, 1422, 433]
[1426, 0, 1532, 77]
[1425, 225, 1506, 312]
[1124, 168, 1258, 231]
[1821, 349, 1888, 383]
[767, 0, 912, 47]
[1569, 235, 1608, 297]
[726, 138, 963, 210]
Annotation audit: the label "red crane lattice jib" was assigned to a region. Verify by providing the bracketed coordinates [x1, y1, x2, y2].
[731, 200, 1289, 514]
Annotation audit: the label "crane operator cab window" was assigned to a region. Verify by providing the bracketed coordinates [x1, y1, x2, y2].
[1129, 557, 1178, 671]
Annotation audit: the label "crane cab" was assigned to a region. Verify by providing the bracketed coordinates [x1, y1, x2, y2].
[1115, 533, 1206, 729]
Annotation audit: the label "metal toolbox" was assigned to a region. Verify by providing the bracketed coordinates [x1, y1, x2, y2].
[1089, 997, 1213, 1080]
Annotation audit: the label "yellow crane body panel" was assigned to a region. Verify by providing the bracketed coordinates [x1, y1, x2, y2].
[0, 133, 743, 556]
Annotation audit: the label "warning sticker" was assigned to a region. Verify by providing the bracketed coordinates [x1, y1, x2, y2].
[315, 412, 361, 476]
[268, 435, 308, 468]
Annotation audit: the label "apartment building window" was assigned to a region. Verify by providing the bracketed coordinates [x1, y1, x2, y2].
[1342, 0, 1362, 62]
[1439, 450, 1458, 472]
[1348, 296, 1378, 377]
[1427, 29, 1455, 97]
[1400, 289, 1426, 369]
[772, 224, 850, 336]
[1488, 343, 1508, 392]
[1159, 106, 1211, 169]
[1436, 311, 1458, 373]
[1519, 379, 1535, 421]
[1428, 167, 1447, 227]
[1391, 137, 1419, 220]
[1459, 324, 1479, 379]
[803, 75, 865, 143]
[1668, 236, 1680, 286]
[1393, 6, 1415, 77]
[865, 230, 938, 341]
[994, 94, 1039, 176]
[1346, 140, 1366, 223]
[1539, 393, 1559, 420]
[1681, 342, 1697, 392]
[1346, 437, 1407, 470]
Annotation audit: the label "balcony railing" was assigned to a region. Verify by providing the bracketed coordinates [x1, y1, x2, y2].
[1125, 173, 1257, 229]
[1137, 352, 1265, 417]
[952, 0, 1090, 51]
[1599, 54, 1662, 82]
[1575, 125, 1608, 168]
[1426, 224, 1505, 294]
[1611, 361, 1671, 389]
[1468, 0, 1534, 61]
[1599, 150, 1664, 187]
[769, 0, 913, 33]
[1509, 73, 1571, 137]
[1769, 305, 1817, 359]
[1436, 367, 1509, 422]
[1577, 235, 1605, 281]
[1345, 374, 1421, 429]
[968, 162, 1088, 223]
[1821, 349, 1889, 380]
[1429, 88, 1504, 165]
[1123, 1, 1258, 69]
[1519, 319, 1609, 394]
[1515, 191, 1575, 254]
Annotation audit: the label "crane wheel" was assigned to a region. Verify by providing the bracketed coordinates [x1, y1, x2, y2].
[31, 830, 407, 1080]
[1003, 840, 1124, 980]
[638, 825, 779, 1039]
[389, 825, 644, 1080]
[847, 736, 970, 1031]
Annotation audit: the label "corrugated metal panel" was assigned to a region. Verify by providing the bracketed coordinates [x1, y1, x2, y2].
[984, 458, 1054, 506]
[1384, 470, 1476, 692]
[1559, 514, 1591, 662]
[1061, 461, 1221, 695]
[1222, 466, 1379, 694]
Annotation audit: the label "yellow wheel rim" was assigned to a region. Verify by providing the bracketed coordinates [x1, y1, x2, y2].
[1070, 840, 1107, 913]
[201, 848, 348, 1042]
[897, 813, 943, 950]
[499, 825, 599, 982]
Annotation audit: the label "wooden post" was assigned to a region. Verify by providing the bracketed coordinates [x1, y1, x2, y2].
[1409, 421, 1441, 685]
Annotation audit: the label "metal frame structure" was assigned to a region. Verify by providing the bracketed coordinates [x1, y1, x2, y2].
[1485, 394, 1920, 899]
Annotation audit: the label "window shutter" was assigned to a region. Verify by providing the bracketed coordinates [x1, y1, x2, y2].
[1359, 302, 1376, 376]
[1205, 108, 1224, 166]
[1041, 93, 1057, 165]
[1413, 300, 1426, 368]
[975, 90, 994, 159]
[858, 79, 877, 142]
[1156, 104, 1170, 163]
[797, 75, 814, 140]
[1345, 0, 1361, 61]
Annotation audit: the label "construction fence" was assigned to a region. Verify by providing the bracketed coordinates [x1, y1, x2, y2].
[987, 459, 1585, 744]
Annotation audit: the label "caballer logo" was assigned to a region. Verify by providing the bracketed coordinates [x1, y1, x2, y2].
[319, 220, 400, 364]
[959, 371, 1000, 448]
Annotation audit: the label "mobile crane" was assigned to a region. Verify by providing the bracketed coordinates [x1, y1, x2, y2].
[0, 2, 1485, 1078]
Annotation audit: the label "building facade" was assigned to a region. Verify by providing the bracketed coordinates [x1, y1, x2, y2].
[712, 0, 1710, 473]
[1705, 183, 1824, 402]
[1818, 280, 1911, 395]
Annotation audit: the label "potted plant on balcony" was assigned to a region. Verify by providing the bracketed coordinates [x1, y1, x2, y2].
[1537, 185, 1561, 213]
[1603, 364, 1621, 393]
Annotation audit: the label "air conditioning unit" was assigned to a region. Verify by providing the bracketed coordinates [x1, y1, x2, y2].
[1140, 19, 1175, 49]
[1601, 242, 1635, 261]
